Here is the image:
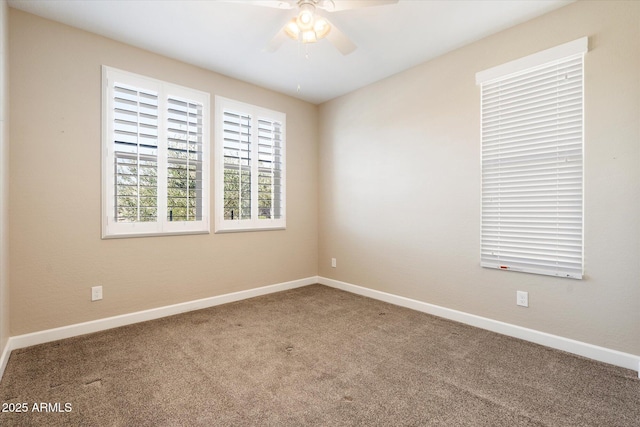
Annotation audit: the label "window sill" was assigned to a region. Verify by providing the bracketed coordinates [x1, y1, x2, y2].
[214, 226, 286, 234]
[102, 230, 210, 239]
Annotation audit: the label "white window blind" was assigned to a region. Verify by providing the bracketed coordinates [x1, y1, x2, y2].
[215, 96, 285, 232]
[102, 66, 210, 238]
[476, 38, 587, 279]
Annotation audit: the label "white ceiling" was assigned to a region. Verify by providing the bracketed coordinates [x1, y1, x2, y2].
[8, 0, 573, 104]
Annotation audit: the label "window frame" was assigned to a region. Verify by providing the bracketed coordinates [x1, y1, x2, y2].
[214, 96, 286, 233]
[476, 37, 588, 279]
[102, 66, 210, 239]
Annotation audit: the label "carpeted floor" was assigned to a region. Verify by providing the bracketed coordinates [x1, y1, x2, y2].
[0, 284, 638, 426]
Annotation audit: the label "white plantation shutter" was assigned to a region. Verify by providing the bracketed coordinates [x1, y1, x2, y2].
[257, 118, 283, 220]
[166, 96, 204, 222]
[215, 97, 286, 232]
[103, 66, 210, 238]
[112, 83, 159, 223]
[476, 38, 587, 279]
[222, 110, 252, 221]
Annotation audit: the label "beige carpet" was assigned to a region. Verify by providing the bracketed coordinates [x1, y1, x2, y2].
[0, 284, 638, 426]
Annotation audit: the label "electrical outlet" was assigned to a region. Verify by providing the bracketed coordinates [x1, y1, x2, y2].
[516, 290, 528, 307]
[331, 258, 337, 268]
[91, 286, 103, 301]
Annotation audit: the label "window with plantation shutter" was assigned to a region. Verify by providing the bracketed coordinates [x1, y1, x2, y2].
[476, 37, 587, 279]
[102, 66, 210, 238]
[215, 96, 285, 232]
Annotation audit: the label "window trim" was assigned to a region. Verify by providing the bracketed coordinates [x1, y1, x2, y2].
[476, 38, 588, 279]
[475, 37, 588, 85]
[214, 96, 286, 233]
[102, 66, 210, 239]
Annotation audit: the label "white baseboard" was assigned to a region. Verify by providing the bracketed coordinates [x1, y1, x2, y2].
[319, 276, 640, 376]
[0, 338, 11, 383]
[0, 276, 317, 381]
[2, 275, 638, 382]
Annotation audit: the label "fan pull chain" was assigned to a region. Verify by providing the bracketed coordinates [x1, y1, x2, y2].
[295, 39, 313, 94]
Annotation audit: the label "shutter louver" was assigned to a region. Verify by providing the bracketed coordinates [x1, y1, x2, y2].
[480, 54, 584, 279]
[113, 83, 158, 223]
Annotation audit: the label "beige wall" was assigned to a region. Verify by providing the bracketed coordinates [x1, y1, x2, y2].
[319, 1, 640, 355]
[0, 0, 9, 351]
[8, 9, 318, 335]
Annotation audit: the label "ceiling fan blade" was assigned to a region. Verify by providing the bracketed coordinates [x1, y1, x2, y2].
[318, 0, 399, 12]
[325, 19, 357, 55]
[265, 22, 291, 52]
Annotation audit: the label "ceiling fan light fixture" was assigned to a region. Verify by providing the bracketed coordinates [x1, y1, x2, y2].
[297, 3, 315, 31]
[260, 0, 399, 55]
[313, 17, 331, 39]
[284, 18, 300, 39]
[284, 14, 331, 43]
[302, 30, 317, 43]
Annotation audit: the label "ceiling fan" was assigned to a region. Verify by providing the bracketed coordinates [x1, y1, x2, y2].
[238, 0, 399, 55]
